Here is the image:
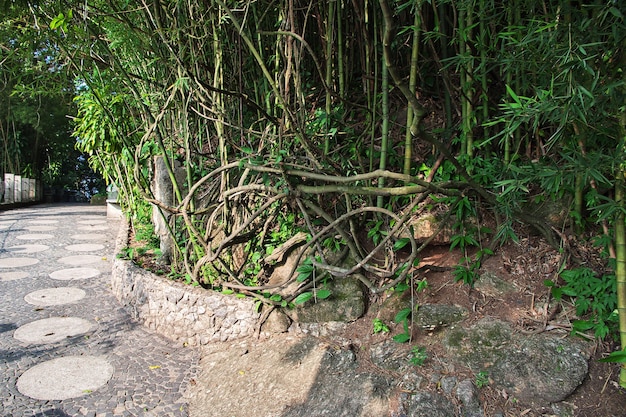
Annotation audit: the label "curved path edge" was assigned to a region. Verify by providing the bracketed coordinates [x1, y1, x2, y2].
[111, 219, 261, 347]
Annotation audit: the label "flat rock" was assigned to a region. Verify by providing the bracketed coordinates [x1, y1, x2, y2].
[474, 271, 518, 297]
[13, 316, 96, 344]
[65, 243, 105, 252]
[58, 254, 103, 266]
[415, 304, 467, 331]
[0, 271, 29, 281]
[50, 267, 101, 280]
[16, 233, 54, 240]
[443, 319, 590, 406]
[25, 287, 86, 306]
[0, 257, 40, 268]
[5, 244, 49, 253]
[17, 355, 113, 400]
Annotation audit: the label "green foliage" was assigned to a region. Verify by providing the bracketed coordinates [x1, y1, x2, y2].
[409, 346, 427, 366]
[545, 267, 617, 339]
[475, 371, 489, 388]
[393, 307, 413, 343]
[372, 318, 390, 334]
[599, 348, 626, 364]
[293, 288, 332, 305]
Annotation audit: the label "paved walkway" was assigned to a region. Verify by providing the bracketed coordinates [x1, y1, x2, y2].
[0, 204, 198, 417]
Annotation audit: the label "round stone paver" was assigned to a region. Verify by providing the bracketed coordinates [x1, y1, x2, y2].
[0, 257, 40, 268]
[65, 243, 105, 252]
[6, 244, 49, 254]
[0, 271, 29, 281]
[13, 317, 96, 345]
[25, 287, 86, 306]
[0, 221, 16, 229]
[50, 267, 101, 280]
[28, 220, 59, 224]
[16, 234, 54, 240]
[70, 233, 106, 240]
[77, 219, 107, 225]
[17, 355, 113, 400]
[78, 225, 109, 231]
[58, 254, 104, 266]
[25, 225, 57, 232]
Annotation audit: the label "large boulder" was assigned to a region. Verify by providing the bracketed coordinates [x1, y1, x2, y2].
[443, 319, 590, 406]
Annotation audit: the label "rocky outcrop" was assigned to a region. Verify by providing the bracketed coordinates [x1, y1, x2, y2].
[443, 318, 590, 406]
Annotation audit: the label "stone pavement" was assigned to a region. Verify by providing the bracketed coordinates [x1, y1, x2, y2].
[0, 204, 198, 417]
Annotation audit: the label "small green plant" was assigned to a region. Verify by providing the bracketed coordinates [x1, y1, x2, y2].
[475, 371, 489, 388]
[409, 346, 427, 366]
[545, 266, 617, 339]
[117, 247, 134, 260]
[373, 318, 390, 334]
[393, 307, 413, 343]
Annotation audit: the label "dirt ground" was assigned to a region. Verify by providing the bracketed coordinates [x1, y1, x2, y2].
[334, 234, 626, 417]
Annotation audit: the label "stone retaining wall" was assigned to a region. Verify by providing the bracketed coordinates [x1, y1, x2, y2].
[111, 220, 261, 346]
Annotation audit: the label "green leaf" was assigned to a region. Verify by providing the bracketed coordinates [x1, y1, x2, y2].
[393, 238, 411, 251]
[609, 7, 624, 19]
[269, 294, 283, 302]
[598, 350, 626, 363]
[392, 333, 410, 343]
[394, 308, 412, 323]
[316, 289, 331, 299]
[294, 292, 313, 305]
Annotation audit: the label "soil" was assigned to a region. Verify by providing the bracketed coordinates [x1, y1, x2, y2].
[333, 234, 626, 417]
[130, 228, 626, 416]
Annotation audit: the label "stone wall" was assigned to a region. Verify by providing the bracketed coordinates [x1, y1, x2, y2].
[111, 221, 261, 346]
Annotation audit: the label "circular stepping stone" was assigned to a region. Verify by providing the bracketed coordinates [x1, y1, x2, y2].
[25, 287, 86, 306]
[17, 355, 113, 400]
[25, 225, 57, 232]
[77, 220, 107, 225]
[0, 257, 40, 268]
[71, 233, 105, 240]
[80, 215, 105, 220]
[6, 244, 49, 254]
[58, 254, 103, 266]
[14, 317, 95, 344]
[50, 267, 101, 281]
[0, 271, 28, 281]
[65, 243, 105, 252]
[29, 220, 59, 225]
[0, 220, 15, 229]
[77, 225, 109, 231]
[16, 234, 54, 240]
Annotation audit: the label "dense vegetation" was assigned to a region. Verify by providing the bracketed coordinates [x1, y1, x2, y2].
[3, 0, 626, 382]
